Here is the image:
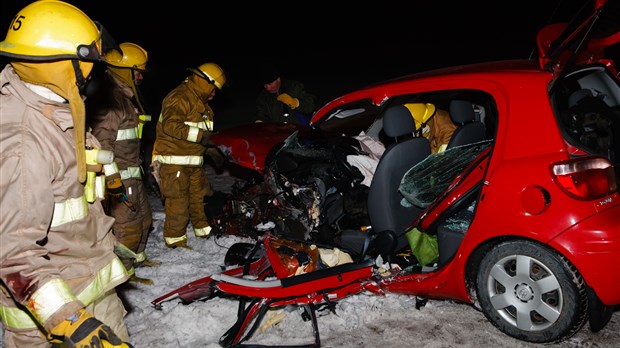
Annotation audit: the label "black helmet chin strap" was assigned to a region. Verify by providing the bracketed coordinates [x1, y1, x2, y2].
[187, 67, 215, 86]
[132, 84, 147, 115]
[72, 59, 88, 93]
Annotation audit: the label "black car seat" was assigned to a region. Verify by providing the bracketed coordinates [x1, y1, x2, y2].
[335, 105, 431, 259]
[447, 100, 487, 148]
[366, 105, 432, 258]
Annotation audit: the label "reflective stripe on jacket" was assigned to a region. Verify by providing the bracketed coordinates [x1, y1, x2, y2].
[120, 166, 142, 180]
[157, 116, 210, 165]
[157, 114, 210, 143]
[0, 66, 130, 331]
[89, 72, 143, 173]
[153, 154, 204, 166]
[116, 126, 139, 141]
[153, 77, 212, 161]
[0, 258, 126, 329]
[50, 195, 89, 228]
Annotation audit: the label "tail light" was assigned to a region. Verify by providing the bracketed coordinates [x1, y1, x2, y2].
[551, 156, 618, 200]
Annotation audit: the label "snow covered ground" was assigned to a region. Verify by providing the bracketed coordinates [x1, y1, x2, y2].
[120, 165, 620, 347]
[2, 165, 618, 347]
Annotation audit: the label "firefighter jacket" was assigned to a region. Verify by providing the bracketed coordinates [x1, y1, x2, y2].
[87, 71, 153, 268]
[89, 71, 143, 180]
[255, 79, 316, 124]
[0, 65, 129, 332]
[424, 108, 457, 154]
[153, 76, 213, 166]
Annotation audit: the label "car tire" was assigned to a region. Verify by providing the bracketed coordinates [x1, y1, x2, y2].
[475, 240, 588, 343]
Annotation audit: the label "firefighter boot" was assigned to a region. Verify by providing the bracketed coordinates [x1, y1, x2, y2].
[129, 274, 153, 285]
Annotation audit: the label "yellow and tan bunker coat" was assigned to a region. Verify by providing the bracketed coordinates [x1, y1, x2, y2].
[153, 77, 214, 247]
[0, 65, 129, 336]
[88, 71, 153, 271]
[424, 108, 457, 154]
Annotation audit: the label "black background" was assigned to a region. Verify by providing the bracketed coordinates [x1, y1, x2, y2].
[1, 0, 590, 128]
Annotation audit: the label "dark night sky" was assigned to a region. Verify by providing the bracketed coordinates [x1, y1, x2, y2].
[1, 0, 589, 127]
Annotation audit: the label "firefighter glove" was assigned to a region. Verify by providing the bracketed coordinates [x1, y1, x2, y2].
[50, 309, 133, 348]
[106, 173, 128, 202]
[200, 132, 213, 147]
[206, 147, 226, 174]
[277, 93, 300, 109]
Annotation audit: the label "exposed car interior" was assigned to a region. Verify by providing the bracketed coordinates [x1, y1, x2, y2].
[551, 64, 620, 188]
[314, 89, 497, 149]
[259, 89, 499, 269]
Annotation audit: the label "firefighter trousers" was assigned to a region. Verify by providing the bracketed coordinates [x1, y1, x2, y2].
[159, 164, 213, 247]
[107, 178, 153, 270]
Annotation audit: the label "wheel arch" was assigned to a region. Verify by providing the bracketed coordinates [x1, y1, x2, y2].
[464, 236, 585, 307]
[465, 236, 590, 343]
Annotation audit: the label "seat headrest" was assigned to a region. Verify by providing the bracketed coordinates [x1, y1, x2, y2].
[568, 88, 604, 109]
[383, 105, 417, 138]
[449, 100, 476, 125]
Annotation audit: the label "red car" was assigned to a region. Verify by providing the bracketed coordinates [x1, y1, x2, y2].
[157, 1, 620, 345]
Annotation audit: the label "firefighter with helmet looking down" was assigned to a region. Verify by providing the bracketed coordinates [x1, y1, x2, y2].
[153, 62, 226, 249]
[87, 42, 157, 285]
[404, 102, 456, 154]
[0, 1, 133, 347]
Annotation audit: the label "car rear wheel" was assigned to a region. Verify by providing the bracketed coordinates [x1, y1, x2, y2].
[475, 240, 588, 343]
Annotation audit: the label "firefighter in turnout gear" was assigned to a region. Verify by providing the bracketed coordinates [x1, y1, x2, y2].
[152, 62, 226, 249]
[87, 42, 157, 284]
[404, 103, 457, 154]
[0, 1, 132, 347]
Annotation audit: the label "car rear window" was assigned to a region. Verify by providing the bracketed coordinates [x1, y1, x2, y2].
[551, 65, 620, 172]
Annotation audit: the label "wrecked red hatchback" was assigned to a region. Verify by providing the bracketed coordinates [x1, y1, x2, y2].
[155, 1, 620, 345]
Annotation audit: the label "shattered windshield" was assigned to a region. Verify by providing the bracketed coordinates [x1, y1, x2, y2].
[399, 140, 492, 208]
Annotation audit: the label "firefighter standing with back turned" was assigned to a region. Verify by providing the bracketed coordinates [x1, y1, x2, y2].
[152, 62, 226, 249]
[87, 42, 157, 284]
[0, 1, 132, 347]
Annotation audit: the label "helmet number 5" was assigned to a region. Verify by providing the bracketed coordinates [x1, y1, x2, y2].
[11, 15, 25, 31]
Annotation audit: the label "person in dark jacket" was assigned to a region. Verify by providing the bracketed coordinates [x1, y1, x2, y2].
[255, 63, 317, 125]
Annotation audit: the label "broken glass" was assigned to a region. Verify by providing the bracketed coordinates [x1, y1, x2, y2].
[399, 140, 492, 208]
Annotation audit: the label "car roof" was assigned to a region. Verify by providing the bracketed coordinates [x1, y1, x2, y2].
[311, 59, 542, 123]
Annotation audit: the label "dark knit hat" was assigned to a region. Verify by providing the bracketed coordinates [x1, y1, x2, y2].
[259, 62, 280, 84]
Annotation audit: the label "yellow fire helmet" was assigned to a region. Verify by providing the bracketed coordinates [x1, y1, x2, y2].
[105, 42, 148, 72]
[0, 0, 108, 183]
[188, 62, 226, 90]
[105, 42, 149, 113]
[0, 0, 102, 61]
[404, 103, 437, 131]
